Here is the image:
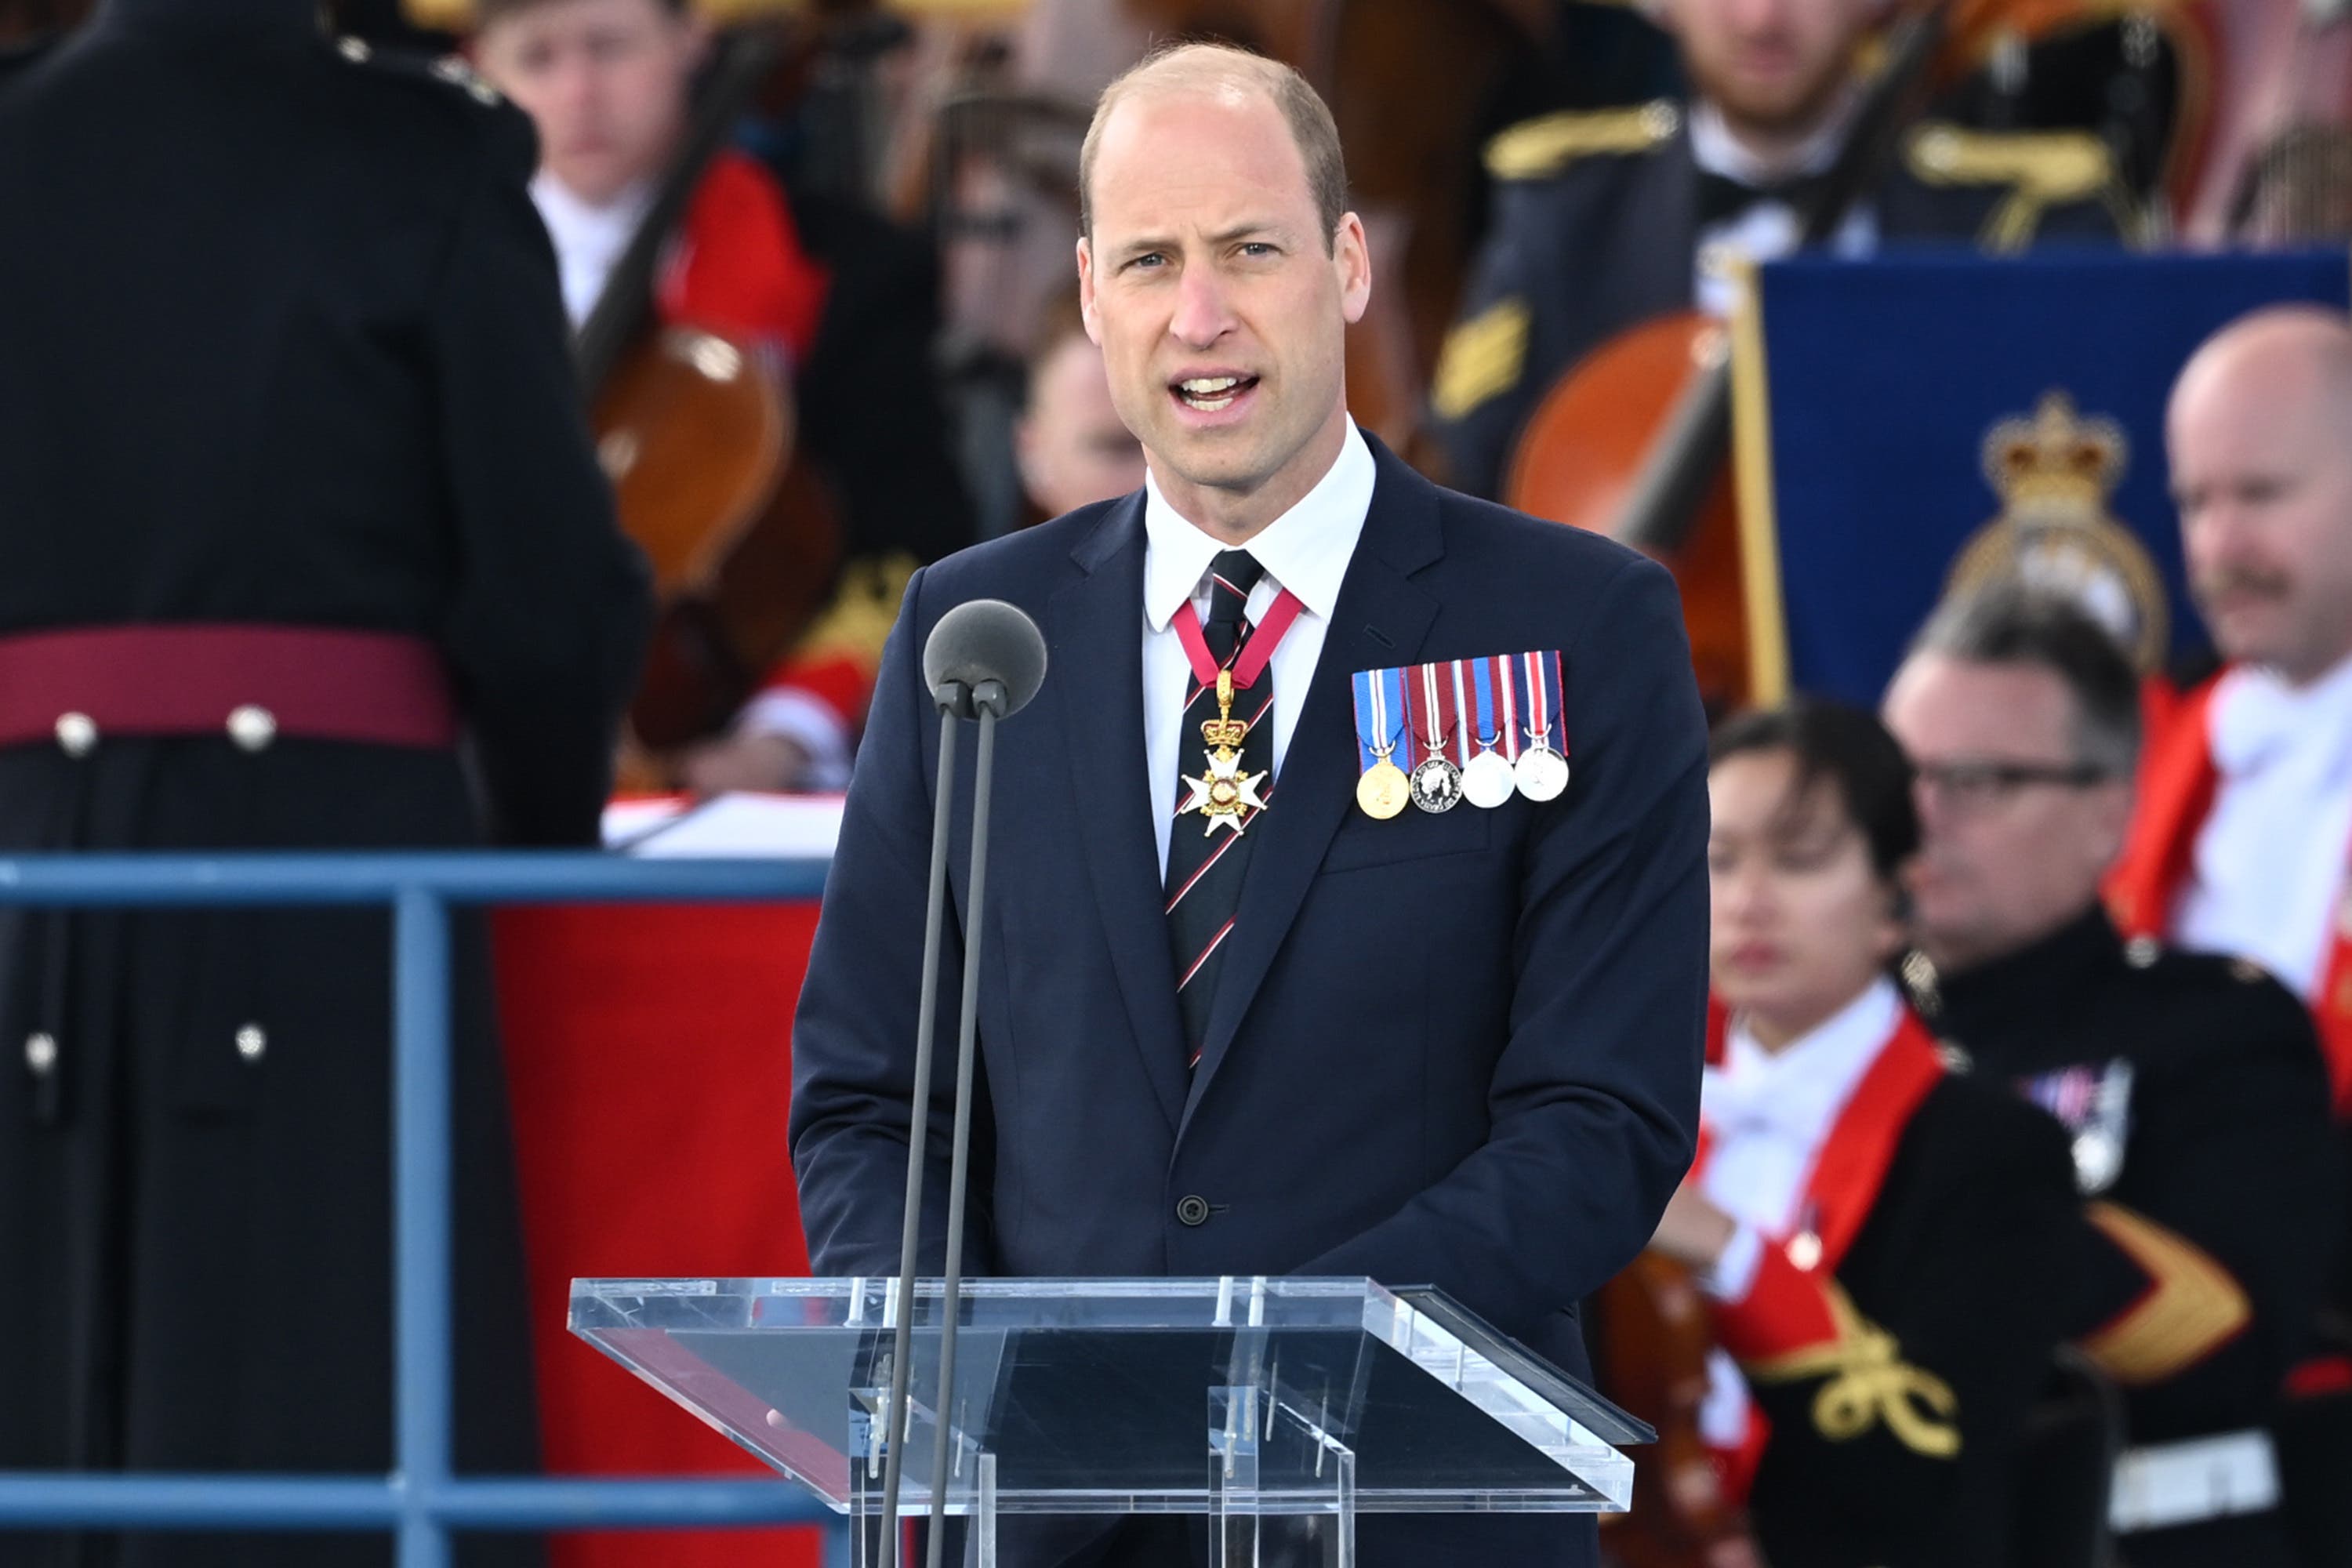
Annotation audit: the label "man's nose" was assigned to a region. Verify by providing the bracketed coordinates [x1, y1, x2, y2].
[1167, 264, 1236, 348]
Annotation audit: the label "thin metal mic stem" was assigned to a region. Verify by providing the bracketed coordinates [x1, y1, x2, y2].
[880, 699, 963, 1568]
[926, 691, 1000, 1567]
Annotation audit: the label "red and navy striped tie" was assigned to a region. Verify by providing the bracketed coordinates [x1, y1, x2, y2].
[1164, 550, 1273, 1069]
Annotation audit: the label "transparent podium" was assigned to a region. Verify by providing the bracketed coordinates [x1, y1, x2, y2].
[570, 1275, 1649, 1566]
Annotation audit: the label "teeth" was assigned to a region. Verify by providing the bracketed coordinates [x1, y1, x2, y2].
[1180, 376, 1241, 393]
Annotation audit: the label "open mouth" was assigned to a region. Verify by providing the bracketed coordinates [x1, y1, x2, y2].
[1172, 374, 1260, 414]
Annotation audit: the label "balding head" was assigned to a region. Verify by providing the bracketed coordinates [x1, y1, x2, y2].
[2168, 305, 2352, 684]
[1077, 43, 1348, 250]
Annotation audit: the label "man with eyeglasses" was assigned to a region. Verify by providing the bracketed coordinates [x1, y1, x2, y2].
[1884, 585, 2339, 1568]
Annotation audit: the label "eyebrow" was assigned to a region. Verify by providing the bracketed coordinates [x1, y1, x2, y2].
[1109, 220, 1293, 259]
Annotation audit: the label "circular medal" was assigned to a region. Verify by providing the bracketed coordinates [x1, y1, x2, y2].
[1514, 742, 1570, 803]
[1460, 749, 1515, 810]
[1409, 755, 1463, 813]
[1356, 760, 1410, 820]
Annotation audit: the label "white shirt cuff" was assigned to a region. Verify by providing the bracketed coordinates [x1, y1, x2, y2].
[1697, 1220, 1766, 1305]
[734, 688, 853, 792]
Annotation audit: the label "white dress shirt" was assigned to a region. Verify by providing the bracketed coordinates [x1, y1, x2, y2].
[2174, 652, 2352, 1000]
[1698, 977, 1903, 1304]
[1686, 97, 1876, 318]
[530, 172, 655, 329]
[1143, 422, 1376, 877]
[1692, 978, 1901, 1448]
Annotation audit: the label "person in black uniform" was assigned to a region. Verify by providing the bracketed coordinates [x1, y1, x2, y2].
[1428, 0, 2143, 501]
[0, 3, 651, 1566]
[1882, 587, 2343, 1568]
[1649, 697, 2077, 1567]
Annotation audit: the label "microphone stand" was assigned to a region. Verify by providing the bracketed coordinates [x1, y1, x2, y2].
[878, 674, 1007, 1568]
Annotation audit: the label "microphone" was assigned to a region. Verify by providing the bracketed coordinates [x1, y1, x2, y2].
[922, 597, 1049, 720]
[880, 598, 1045, 1568]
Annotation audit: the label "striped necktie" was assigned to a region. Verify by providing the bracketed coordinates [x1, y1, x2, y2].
[1164, 550, 1273, 1068]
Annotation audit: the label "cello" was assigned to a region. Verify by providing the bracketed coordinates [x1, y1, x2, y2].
[573, 19, 844, 768]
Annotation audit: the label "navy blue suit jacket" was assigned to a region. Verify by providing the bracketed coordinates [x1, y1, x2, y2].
[789, 437, 1708, 1566]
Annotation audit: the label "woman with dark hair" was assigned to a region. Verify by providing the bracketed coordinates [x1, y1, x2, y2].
[1640, 698, 2080, 1568]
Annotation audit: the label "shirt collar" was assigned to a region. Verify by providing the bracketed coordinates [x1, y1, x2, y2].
[1142, 419, 1375, 633]
[1705, 977, 1901, 1144]
[2211, 648, 2352, 780]
[1689, 89, 1860, 187]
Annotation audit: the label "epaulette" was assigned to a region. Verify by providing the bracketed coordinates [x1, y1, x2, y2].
[1483, 101, 1681, 182]
[329, 35, 505, 108]
[1904, 122, 2129, 250]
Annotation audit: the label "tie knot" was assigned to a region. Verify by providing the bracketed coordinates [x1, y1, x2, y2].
[1205, 550, 1265, 627]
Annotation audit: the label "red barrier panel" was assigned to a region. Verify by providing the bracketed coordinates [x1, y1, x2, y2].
[499, 901, 826, 1568]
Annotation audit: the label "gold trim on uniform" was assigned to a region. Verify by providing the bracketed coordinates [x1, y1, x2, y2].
[1903, 123, 2136, 251]
[1482, 101, 1680, 182]
[2079, 1200, 2251, 1385]
[1430, 297, 1531, 421]
[1744, 1282, 1962, 1457]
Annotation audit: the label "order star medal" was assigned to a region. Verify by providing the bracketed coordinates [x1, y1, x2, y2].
[1178, 669, 1266, 837]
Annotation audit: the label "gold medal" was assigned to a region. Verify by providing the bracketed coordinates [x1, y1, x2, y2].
[1356, 751, 1410, 819]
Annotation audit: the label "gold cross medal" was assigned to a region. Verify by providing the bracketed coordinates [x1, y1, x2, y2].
[1178, 670, 1266, 837]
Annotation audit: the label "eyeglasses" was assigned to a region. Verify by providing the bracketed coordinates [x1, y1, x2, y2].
[1911, 758, 2112, 811]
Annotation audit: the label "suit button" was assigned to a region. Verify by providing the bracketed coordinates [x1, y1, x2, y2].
[1175, 1195, 1211, 1227]
[24, 1033, 56, 1076]
[227, 705, 277, 752]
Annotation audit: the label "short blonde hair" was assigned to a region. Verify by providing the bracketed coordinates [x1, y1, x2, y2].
[1077, 42, 1349, 252]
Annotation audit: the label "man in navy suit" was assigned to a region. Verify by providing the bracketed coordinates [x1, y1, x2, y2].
[789, 40, 1708, 1567]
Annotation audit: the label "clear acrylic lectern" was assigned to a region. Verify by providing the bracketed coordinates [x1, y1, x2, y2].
[570, 1276, 1649, 1566]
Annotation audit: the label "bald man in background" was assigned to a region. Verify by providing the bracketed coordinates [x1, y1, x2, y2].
[2109, 305, 2352, 1568]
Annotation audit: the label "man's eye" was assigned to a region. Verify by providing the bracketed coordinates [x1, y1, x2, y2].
[1127, 252, 1166, 270]
[1239, 242, 1276, 258]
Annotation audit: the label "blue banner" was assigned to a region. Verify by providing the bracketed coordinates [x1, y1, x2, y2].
[1740, 250, 2352, 706]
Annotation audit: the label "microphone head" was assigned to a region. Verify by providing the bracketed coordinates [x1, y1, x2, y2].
[922, 598, 1049, 718]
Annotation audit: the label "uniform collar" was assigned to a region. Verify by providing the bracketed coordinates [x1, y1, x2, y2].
[1928, 904, 2121, 1037]
[1705, 976, 1901, 1145]
[1142, 419, 1374, 634]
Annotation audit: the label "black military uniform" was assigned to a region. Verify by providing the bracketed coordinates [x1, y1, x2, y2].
[0, 2, 650, 1565]
[1915, 909, 2345, 1568]
[1697, 1024, 2078, 1567]
[1428, 101, 2141, 500]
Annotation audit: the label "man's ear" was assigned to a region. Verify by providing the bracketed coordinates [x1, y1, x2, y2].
[1076, 238, 1102, 347]
[1333, 212, 1372, 327]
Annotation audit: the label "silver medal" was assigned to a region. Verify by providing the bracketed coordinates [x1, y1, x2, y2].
[1409, 754, 1463, 813]
[1515, 742, 1570, 802]
[1461, 747, 1516, 810]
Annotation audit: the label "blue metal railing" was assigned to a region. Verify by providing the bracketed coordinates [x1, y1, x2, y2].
[0, 852, 847, 1568]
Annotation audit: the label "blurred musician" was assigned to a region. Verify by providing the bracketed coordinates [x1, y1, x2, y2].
[1429, 0, 2141, 500]
[2111, 303, 2352, 1566]
[1886, 586, 2340, 1568]
[0, 2, 648, 1563]
[670, 292, 1138, 796]
[473, 0, 826, 365]
[1650, 698, 2075, 1567]
[1013, 290, 1145, 524]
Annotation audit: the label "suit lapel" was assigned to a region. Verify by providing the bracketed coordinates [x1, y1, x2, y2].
[1051, 495, 1190, 1134]
[1181, 444, 1443, 1131]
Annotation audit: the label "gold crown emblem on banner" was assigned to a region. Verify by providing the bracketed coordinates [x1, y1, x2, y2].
[1945, 388, 2169, 671]
[1980, 392, 2129, 515]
